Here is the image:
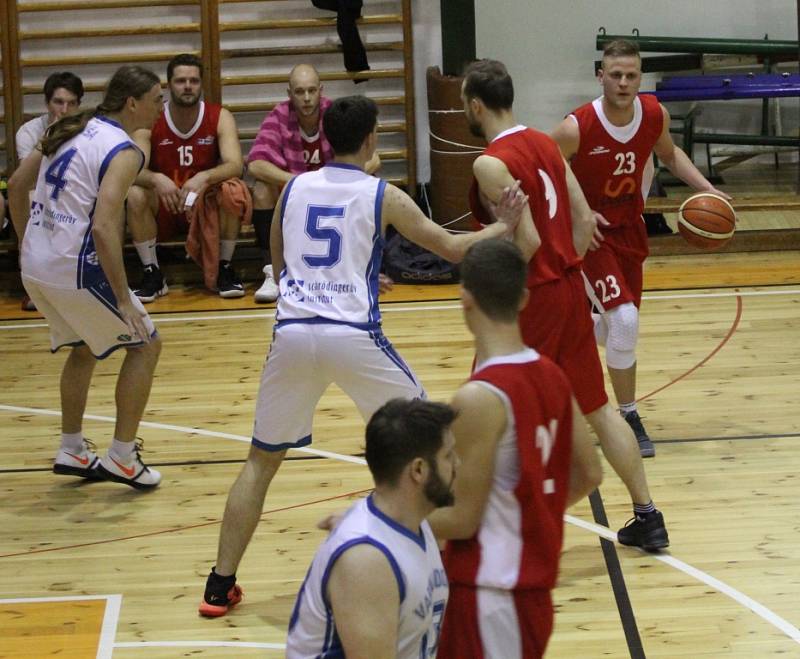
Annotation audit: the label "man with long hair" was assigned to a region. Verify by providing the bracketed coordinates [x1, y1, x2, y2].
[8, 65, 165, 489]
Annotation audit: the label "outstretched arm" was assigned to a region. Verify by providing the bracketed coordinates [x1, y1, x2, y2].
[653, 105, 731, 200]
[383, 182, 525, 264]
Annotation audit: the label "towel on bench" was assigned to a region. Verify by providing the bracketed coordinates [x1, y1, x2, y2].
[186, 178, 253, 291]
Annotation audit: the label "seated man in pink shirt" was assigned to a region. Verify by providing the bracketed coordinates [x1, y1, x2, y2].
[247, 64, 378, 301]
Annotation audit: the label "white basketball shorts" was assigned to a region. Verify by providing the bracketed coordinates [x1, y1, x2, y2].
[252, 321, 426, 451]
[22, 275, 156, 359]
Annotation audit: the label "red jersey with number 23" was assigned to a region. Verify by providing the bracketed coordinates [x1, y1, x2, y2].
[443, 349, 573, 591]
[569, 95, 663, 253]
[469, 127, 581, 288]
[149, 101, 222, 187]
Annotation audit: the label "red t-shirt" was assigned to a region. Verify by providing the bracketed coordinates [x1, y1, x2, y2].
[569, 94, 663, 240]
[443, 350, 573, 591]
[469, 127, 582, 288]
[150, 101, 222, 187]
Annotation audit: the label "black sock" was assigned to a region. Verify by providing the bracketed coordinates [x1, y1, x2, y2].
[252, 208, 274, 251]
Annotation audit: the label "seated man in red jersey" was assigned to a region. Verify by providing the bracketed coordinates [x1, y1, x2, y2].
[428, 239, 602, 659]
[247, 63, 379, 302]
[127, 54, 251, 302]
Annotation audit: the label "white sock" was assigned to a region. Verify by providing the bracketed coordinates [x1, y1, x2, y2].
[110, 438, 135, 461]
[134, 240, 158, 267]
[60, 431, 84, 451]
[220, 240, 237, 263]
[619, 402, 637, 415]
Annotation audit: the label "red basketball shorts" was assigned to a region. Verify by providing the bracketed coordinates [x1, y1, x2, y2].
[518, 268, 608, 414]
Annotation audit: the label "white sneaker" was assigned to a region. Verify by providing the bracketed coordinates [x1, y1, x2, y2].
[53, 439, 102, 479]
[254, 265, 279, 303]
[96, 441, 162, 489]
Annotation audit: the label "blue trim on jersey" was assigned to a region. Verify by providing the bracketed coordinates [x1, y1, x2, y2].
[367, 493, 427, 551]
[274, 317, 381, 332]
[95, 115, 123, 129]
[368, 329, 419, 387]
[320, 536, 407, 610]
[251, 434, 311, 452]
[76, 201, 97, 289]
[279, 176, 298, 229]
[98, 141, 137, 186]
[288, 568, 312, 633]
[366, 179, 387, 325]
[325, 162, 363, 172]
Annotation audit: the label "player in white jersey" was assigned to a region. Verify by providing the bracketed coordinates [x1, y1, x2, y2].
[200, 95, 525, 615]
[286, 398, 454, 658]
[8, 65, 165, 489]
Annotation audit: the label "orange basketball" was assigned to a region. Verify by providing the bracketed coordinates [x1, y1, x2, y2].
[677, 193, 736, 250]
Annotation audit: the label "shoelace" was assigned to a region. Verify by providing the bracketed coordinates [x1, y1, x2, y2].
[84, 438, 98, 453]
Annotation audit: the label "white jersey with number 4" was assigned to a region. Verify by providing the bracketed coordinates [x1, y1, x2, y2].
[21, 116, 141, 290]
[286, 494, 449, 659]
[276, 163, 386, 329]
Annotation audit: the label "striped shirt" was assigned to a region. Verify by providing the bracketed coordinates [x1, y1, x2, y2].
[247, 98, 333, 174]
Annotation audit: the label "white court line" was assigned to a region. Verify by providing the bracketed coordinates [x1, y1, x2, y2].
[0, 404, 368, 466]
[566, 515, 800, 644]
[3, 403, 799, 644]
[115, 640, 285, 650]
[1, 287, 799, 331]
[0, 594, 122, 659]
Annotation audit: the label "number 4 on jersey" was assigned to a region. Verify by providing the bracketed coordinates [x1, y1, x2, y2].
[45, 147, 78, 201]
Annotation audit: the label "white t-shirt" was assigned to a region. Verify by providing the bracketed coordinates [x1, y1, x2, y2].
[16, 114, 50, 160]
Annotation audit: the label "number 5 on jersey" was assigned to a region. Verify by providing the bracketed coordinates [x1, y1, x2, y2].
[303, 204, 345, 268]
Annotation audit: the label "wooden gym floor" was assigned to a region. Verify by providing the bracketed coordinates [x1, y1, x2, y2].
[1, 246, 800, 658]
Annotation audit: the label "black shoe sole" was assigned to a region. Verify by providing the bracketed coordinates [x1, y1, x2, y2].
[95, 464, 160, 490]
[53, 464, 105, 480]
[619, 534, 670, 551]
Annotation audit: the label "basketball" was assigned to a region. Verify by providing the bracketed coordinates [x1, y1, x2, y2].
[677, 193, 736, 250]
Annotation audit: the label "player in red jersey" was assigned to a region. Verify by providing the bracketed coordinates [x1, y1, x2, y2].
[428, 239, 602, 658]
[127, 54, 249, 301]
[462, 59, 669, 551]
[552, 39, 730, 456]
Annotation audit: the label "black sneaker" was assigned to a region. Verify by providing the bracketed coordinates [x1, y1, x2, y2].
[217, 260, 245, 298]
[617, 511, 670, 551]
[623, 410, 655, 458]
[133, 264, 168, 303]
[199, 569, 243, 617]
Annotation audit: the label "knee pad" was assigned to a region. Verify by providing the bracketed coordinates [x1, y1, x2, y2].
[605, 303, 638, 369]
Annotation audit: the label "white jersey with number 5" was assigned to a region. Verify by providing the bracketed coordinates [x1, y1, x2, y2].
[286, 495, 448, 658]
[21, 116, 141, 290]
[276, 163, 385, 329]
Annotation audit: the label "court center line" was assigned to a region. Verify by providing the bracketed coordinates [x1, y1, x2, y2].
[1, 286, 798, 331]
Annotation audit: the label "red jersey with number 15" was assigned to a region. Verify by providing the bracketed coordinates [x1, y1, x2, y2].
[469, 126, 581, 288]
[569, 94, 663, 232]
[443, 348, 573, 591]
[149, 101, 222, 187]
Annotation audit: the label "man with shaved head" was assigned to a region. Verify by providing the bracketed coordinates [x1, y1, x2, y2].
[247, 64, 379, 302]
